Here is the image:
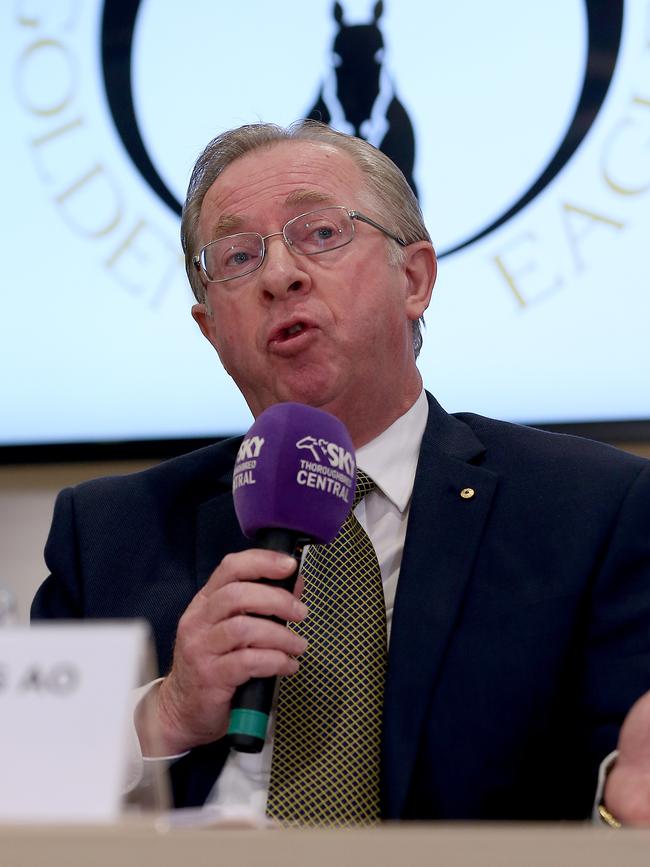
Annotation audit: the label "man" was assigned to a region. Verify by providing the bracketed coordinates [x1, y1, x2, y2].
[32, 121, 650, 825]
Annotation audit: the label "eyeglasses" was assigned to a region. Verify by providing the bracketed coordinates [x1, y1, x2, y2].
[192, 206, 407, 284]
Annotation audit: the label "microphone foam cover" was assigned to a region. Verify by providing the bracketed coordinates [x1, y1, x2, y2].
[233, 402, 356, 544]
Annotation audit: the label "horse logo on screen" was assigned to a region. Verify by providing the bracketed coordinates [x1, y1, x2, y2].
[308, 1, 419, 197]
[100, 0, 623, 256]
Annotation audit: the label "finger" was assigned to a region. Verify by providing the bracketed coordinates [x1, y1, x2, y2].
[202, 550, 298, 595]
[208, 581, 308, 624]
[209, 616, 308, 657]
[293, 573, 305, 600]
[215, 648, 301, 690]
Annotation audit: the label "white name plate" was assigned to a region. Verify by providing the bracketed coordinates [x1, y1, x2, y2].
[0, 621, 152, 823]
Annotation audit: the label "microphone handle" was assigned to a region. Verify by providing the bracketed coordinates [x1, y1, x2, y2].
[227, 528, 308, 753]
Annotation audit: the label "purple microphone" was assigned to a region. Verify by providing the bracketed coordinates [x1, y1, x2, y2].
[228, 402, 356, 752]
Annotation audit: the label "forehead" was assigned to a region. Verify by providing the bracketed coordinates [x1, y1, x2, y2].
[198, 140, 369, 238]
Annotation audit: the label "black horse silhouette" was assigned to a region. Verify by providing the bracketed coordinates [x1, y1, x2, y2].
[308, 1, 418, 197]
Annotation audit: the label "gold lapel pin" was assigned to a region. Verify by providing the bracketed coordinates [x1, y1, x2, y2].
[460, 487, 475, 500]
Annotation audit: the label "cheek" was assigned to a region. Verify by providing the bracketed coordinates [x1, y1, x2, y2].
[355, 271, 405, 330]
[209, 302, 249, 349]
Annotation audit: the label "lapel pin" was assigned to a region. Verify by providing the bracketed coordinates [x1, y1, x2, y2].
[460, 487, 475, 500]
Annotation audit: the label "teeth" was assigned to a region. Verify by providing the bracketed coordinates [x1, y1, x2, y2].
[287, 323, 304, 336]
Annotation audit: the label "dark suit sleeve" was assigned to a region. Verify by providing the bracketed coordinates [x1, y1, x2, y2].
[581, 463, 650, 768]
[32, 487, 85, 620]
[31, 480, 232, 808]
[30, 468, 205, 674]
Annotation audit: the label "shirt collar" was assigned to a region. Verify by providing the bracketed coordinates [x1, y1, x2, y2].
[355, 390, 428, 514]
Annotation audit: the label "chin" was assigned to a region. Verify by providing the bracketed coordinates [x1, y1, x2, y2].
[272, 369, 343, 410]
[247, 386, 329, 417]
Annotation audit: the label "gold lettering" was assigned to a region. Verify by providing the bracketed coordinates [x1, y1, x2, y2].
[492, 231, 562, 308]
[105, 220, 181, 304]
[30, 116, 84, 182]
[55, 163, 123, 238]
[561, 203, 624, 271]
[601, 96, 650, 196]
[14, 38, 76, 116]
[16, 10, 38, 27]
[31, 116, 83, 148]
[15, 0, 78, 30]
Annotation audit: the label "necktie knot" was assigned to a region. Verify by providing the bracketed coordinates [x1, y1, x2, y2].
[353, 469, 375, 508]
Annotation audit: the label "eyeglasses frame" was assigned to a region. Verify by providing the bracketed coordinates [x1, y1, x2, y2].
[192, 206, 408, 284]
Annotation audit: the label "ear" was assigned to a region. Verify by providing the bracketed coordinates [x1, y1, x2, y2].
[402, 241, 437, 321]
[192, 303, 220, 352]
[192, 303, 236, 379]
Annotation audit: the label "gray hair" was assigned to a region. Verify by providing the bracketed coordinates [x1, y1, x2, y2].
[181, 120, 432, 356]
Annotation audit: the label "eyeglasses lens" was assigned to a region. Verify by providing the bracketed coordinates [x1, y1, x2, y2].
[286, 208, 352, 254]
[203, 235, 264, 282]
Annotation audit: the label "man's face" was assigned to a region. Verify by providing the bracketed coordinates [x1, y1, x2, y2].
[192, 140, 434, 443]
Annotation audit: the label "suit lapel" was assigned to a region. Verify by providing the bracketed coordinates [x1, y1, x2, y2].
[382, 395, 498, 817]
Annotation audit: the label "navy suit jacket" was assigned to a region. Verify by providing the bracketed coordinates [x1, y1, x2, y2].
[32, 394, 650, 820]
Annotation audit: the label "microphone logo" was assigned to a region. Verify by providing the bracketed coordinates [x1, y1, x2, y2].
[295, 434, 354, 504]
[236, 435, 265, 461]
[295, 435, 322, 462]
[295, 436, 354, 475]
[233, 435, 265, 492]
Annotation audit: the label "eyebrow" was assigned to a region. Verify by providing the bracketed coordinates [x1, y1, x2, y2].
[284, 190, 335, 207]
[210, 213, 246, 237]
[209, 191, 337, 239]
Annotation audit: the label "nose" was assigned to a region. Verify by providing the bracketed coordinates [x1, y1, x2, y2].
[257, 233, 311, 302]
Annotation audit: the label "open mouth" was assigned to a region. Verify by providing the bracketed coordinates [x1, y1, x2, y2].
[268, 319, 316, 351]
[273, 321, 309, 343]
[284, 322, 306, 339]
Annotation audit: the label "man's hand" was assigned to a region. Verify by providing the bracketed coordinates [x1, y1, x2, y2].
[136, 550, 308, 756]
[603, 690, 650, 825]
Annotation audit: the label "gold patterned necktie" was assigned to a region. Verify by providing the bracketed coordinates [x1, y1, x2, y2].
[266, 470, 387, 826]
